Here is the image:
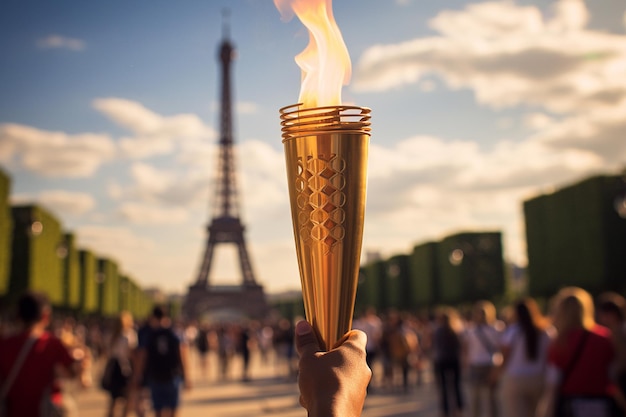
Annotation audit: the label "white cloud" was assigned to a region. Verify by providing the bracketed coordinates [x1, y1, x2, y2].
[94, 98, 162, 134]
[236, 101, 259, 114]
[418, 79, 436, 92]
[93, 98, 217, 159]
[76, 225, 155, 253]
[238, 140, 289, 221]
[117, 202, 188, 225]
[550, 0, 589, 31]
[0, 123, 115, 177]
[534, 98, 626, 164]
[37, 34, 85, 51]
[353, 0, 626, 115]
[118, 136, 174, 159]
[37, 190, 96, 216]
[524, 113, 555, 130]
[359, 127, 605, 265]
[109, 161, 210, 208]
[76, 225, 155, 277]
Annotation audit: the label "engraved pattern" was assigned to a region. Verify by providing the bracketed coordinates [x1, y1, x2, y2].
[295, 154, 346, 250]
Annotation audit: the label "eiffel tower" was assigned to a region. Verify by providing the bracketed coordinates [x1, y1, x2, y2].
[184, 22, 267, 320]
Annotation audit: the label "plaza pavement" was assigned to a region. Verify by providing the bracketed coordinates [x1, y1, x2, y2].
[71, 350, 442, 417]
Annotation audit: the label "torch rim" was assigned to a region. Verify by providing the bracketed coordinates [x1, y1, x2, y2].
[279, 103, 371, 141]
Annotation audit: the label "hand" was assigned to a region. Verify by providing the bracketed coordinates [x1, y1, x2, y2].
[295, 320, 371, 417]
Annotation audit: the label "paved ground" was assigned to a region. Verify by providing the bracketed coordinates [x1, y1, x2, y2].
[69, 350, 442, 417]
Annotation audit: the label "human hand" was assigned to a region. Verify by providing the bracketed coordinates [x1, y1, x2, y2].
[295, 320, 371, 417]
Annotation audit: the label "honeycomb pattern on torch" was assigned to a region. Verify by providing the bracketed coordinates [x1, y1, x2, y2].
[295, 154, 347, 251]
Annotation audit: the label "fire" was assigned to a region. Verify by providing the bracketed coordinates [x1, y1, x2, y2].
[274, 0, 351, 109]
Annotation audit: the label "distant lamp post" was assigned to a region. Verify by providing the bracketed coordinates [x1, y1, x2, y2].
[30, 221, 43, 236]
[449, 249, 464, 266]
[387, 263, 400, 279]
[56, 242, 68, 259]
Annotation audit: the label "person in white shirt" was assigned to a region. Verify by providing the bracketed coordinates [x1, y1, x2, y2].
[498, 298, 554, 417]
[352, 308, 382, 390]
[463, 300, 501, 417]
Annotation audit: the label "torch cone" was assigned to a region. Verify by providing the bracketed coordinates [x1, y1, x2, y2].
[281, 104, 370, 351]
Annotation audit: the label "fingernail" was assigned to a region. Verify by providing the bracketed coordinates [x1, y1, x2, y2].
[296, 320, 312, 335]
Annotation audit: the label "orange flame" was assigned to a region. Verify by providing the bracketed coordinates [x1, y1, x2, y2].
[275, 0, 351, 109]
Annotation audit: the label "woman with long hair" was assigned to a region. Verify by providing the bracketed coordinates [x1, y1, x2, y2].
[498, 298, 553, 417]
[539, 287, 626, 417]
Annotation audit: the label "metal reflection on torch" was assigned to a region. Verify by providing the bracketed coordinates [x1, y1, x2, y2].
[281, 104, 370, 351]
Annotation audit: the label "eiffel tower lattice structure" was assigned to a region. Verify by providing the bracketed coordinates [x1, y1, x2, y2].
[184, 26, 267, 320]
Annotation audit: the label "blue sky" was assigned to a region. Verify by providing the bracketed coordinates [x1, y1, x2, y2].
[1, 0, 625, 294]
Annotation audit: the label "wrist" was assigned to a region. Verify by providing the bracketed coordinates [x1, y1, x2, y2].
[308, 394, 361, 417]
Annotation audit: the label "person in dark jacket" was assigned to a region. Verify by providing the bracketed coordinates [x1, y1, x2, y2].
[432, 308, 465, 417]
[133, 306, 191, 417]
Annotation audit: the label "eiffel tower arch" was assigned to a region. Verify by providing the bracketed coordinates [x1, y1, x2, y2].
[184, 24, 268, 321]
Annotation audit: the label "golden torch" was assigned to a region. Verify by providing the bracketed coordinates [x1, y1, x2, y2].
[276, 0, 370, 351]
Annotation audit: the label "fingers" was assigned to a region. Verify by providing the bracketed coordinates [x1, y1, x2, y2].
[295, 320, 321, 358]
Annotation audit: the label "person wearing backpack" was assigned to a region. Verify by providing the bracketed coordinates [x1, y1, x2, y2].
[134, 306, 190, 417]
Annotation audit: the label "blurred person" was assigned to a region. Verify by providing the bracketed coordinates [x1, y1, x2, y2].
[56, 317, 92, 417]
[134, 306, 191, 417]
[131, 315, 158, 417]
[257, 323, 274, 365]
[237, 323, 254, 382]
[412, 315, 434, 387]
[381, 311, 415, 393]
[432, 307, 465, 417]
[597, 292, 626, 399]
[463, 300, 502, 417]
[216, 324, 236, 380]
[86, 320, 105, 361]
[274, 318, 296, 378]
[353, 307, 383, 391]
[183, 322, 198, 350]
[538, 287, 625, 417]
[498, 298, 554, 417]
[0, 291, 87, 417]
[102, 311, 137, 417]
[195, 322, 211, 380]
[295, 320, 371, 417]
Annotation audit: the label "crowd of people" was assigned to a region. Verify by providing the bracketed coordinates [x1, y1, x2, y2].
[0, 293, 302, 417]
[1, 286, 625, 417]
[351, 287, 626, 417]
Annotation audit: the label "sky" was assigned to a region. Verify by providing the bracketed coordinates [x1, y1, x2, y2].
[1, 0, 625, 295]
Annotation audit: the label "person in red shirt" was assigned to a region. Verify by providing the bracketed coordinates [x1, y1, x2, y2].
[539, 287, 626, 417]
[0, 291, 84, 417]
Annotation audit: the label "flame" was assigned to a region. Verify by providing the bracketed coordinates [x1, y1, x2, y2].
[275, 0, 351, 109]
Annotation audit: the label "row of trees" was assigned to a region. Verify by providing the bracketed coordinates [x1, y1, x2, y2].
[0, 168, 155, 319]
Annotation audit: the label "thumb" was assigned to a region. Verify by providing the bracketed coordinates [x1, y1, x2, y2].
[295, 320, 321, 357]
